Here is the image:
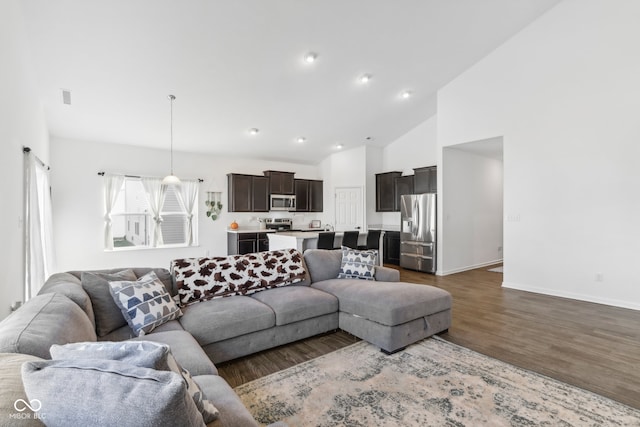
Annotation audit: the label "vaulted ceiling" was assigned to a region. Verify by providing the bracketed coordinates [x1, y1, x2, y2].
[20, 0, 561, 164]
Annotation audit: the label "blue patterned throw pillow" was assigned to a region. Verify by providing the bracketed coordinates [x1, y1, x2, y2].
[337, 246, 377, 280]
[108, 271, 182, 336]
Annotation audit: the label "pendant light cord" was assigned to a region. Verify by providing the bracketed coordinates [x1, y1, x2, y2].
[168, 94, 175, 175]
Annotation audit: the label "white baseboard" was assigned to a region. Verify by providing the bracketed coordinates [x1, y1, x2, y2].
[502, 281, 640, 312]
[437, 258, 503, 276]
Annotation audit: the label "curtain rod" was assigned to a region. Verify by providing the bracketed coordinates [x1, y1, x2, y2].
[97, 171, 203, 183]
[23, 146, 50, 170]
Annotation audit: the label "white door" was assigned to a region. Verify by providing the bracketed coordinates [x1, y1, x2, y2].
[334, 187, 363, 231]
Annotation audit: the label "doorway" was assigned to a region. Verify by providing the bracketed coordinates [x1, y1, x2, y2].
[441, 137, 504, 275]
[334, 187, 363, 231]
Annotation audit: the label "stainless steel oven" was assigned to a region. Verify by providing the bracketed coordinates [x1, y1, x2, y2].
[270, 194, 296, 211]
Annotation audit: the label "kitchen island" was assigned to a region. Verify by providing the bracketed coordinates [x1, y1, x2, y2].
[268, 231, 378, 259]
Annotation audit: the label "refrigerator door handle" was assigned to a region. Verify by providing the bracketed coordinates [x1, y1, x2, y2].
[412, 199, 419, 236]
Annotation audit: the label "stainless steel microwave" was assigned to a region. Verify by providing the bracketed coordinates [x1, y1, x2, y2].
[270, 194, 296, 211]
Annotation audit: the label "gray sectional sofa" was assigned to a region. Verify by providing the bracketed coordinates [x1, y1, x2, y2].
[0, 249, 451, 426]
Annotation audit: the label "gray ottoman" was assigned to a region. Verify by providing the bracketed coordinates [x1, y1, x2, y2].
[311, 278, 452, 353]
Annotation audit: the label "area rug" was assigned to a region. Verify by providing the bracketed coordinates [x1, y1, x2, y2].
[234, 337, 640, 426]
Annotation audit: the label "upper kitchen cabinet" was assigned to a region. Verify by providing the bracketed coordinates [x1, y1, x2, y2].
[309, 180, 323, 212]
[264, 171, 295, 195]
[414, 166, 437, 193]
[394, 175, 414, 211]
[376, 171, 402, 212]
[295, 179, 323, 212]
[227, 174, 269, 212]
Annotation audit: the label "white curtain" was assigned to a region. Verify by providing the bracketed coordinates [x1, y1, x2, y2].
[103, 175, 125, 250]
[24, 153, 55, 300]
[142, 178, 167, 247]
[177, 180, 199, 246]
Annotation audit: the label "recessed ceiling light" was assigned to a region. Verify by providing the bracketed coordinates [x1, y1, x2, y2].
[249, 128, 259, 135]
[401, 91, 412, 99]
[359, 74, 372, 84]
[304, 52, 318, 63]
[336, 143, 344, 149]
[296, 137, 306, 143]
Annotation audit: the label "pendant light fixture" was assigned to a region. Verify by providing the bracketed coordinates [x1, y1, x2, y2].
[162, 94, 181, 186]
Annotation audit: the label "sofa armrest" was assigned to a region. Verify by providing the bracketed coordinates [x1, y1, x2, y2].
[375, 266, 400, 282]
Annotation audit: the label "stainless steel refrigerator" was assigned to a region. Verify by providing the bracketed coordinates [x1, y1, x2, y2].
[400, 193, 436, 273]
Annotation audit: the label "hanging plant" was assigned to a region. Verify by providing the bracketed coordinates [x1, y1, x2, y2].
[205, 192, 223, 221]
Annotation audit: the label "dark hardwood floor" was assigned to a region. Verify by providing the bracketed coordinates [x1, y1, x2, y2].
[217, 265, 640, 409]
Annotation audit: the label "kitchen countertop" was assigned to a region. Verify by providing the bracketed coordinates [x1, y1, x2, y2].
[227, 227, 325, 233]
[226, 228, 275, 233]
[368, 224, 401, 232]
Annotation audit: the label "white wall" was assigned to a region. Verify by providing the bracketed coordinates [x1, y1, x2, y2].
[438, 0, 640, 309]
[380, 116, 438, 227]
[441, 146, 503, 274]
[50, 138, 320, 272]
[320, 146, 367, 228]
[0, 0, 49, 319]
[365, 146, 383, 229]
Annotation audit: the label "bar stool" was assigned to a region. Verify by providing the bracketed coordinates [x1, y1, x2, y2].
[341, 231, 359, 249]
[317, 232, 336, 250]
[358, 229, 381, 250]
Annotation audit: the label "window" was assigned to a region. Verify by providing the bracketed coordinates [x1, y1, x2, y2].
[105, 176, 198, 250]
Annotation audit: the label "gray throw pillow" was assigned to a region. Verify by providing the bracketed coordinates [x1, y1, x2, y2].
[81, 269, 137, 336]
[50, 341, 218, 423]
[21, 358, 205, 427]
[337, 246, 377, 280]
[108, 271, 183, 336]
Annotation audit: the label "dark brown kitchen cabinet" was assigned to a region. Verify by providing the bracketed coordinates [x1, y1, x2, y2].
[383, 231, 401, 265]
[227, 232, 270, 255]
[376, 171, 402, 212]
[414, 166, 437, 194]
[309, 180, 323, 212]
[227, 174, 269, 212]
[295, 179, 323, 212]
[394, 175, 414, 211]
[252, 176, 269, 211]
[264, 171, 295, 195]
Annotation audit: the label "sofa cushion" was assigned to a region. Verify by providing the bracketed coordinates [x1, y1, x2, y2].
[337, 246, 377, 280]
[251, 287, 338, 326]
[50, 341, 218, 424]
[132, 330, 218, 376]
[0, 293, 96, 359]
[108, 271, 183, 336]
[81, 269, 137, 336]
[38, 272, 95, 326]
[22, 359, 205, 427]
[303, 249, 342, 283]
[193, 375, 259, 427]
[179, 296, 275, 345]
[311, 279, 452, 326]
[0, 353, 45, 426]
[171, 249, 306, 306]
[98, 318, 184, 342]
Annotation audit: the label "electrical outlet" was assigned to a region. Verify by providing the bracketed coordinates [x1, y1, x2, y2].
[498, 246, 503, 252]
